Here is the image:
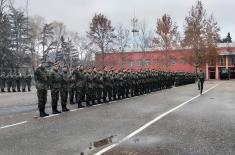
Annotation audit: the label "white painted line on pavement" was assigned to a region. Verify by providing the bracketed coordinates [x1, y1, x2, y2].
[43, 114, 59, 118]
[94, 83, 220, 155]
[0, 121, 28, 129]
[71, 109, 79, 112]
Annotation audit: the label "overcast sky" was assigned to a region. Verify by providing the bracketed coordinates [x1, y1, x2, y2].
[15, 0, 235, 39]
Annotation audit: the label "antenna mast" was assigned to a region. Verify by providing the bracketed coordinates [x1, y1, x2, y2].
[131, 9, 139, 50]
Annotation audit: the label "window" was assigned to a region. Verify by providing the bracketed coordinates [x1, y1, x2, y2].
[171, 58, 176, 65]
[179, 58, 185, 64]
[145, 59, 151, 66]
[218, 56, 225, 66]
[228, 56, 235, 66]
[137, 60, 143, 66]
[208, 59, 216, 66]
[128, 60, 134, 67]
[154, 59, 158, 65]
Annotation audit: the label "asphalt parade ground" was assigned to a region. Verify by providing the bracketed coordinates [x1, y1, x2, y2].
[0, 81, 234, 155]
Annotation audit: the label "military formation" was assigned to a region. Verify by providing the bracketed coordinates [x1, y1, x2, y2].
[34, 63, 196, 117]
[0, 72, 32, 93]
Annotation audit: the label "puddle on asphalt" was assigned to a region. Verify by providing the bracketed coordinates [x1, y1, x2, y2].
[80, 135, 116, 155]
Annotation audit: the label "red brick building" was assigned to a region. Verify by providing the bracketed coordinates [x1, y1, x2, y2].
[95, 43, 235, 80]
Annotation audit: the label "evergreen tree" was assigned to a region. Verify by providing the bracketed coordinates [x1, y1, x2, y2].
[0, 12, 12, 71]
[8, 7, 30, 69]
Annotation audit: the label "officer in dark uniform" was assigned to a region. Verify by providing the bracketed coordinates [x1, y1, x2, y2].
[34, 63, 49, 117]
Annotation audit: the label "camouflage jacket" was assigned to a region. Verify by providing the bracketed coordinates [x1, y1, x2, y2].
[34, 68, 48, 90]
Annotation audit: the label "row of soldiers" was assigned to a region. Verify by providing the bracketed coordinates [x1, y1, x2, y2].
[0, 72, 32, 93]
[35, 63, 196, 117]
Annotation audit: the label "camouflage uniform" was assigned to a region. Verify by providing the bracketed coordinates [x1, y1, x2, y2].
[49, 68, 62, 114]
[16, 73, 21, 92]
[0, 73, 6, 92]
[26, 73, 32, 91]
[12, 73, 17, 92]
[96, 71, 104, 104]
[117, 71, 125, 99]
[21, 73, 27, 92]
[34, 66, 49, 117]
[74, 68, 86, 108]
[85, 69, 95, 106]
[60, 68, 70, 112]
[103, 70, 113, 102]
[69, 72, 76, 105]
[6, 73, 13, 92]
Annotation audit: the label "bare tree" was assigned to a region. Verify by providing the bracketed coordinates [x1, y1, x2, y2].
[87, 13, 116, 68]
[0, 0, 8, 13]
[29, 15, 45, 69]
[154, 14, 180, 68]
[183, 0, 220, 71]
[137, 22, 154, 68]
[51, 21, 67, 56]
[138, 22, 153, 52]
[40, 23, 56, 63]
[115, 25, 130, 68]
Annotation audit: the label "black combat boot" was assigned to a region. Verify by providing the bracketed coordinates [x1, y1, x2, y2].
[39, 108, 49, 117]
[103, 98, 107, 103]
[77, 102, 84, 108]
[86, 101, 92, 107]
[97, 99, 101, 104]
[52, 106, 61, 114]
[62, 105, 70, 112]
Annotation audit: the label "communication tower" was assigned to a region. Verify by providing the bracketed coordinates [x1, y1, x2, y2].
[131, 14, 139, 50]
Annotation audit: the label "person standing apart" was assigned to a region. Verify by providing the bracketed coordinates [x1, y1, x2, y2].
[198, 69, 205, 95]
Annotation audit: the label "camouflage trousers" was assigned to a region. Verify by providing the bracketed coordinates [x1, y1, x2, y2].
[69, 87, 76, 104]
[96, 87, 103, 101]
[75, 87, 85, 103]
[37, 89, 47, 110]
[103, 86, 113, 101]
[86, 87, 95, 102]
[51, 88, 60, 107]
[7, 82, 12, 92]
[22, 82, 26, 91]
[27, 82, 31, 91]
[16, 82, 21, 92]
[60, 87, 68, 106]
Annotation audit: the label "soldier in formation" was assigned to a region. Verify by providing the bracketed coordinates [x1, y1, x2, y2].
[0, 71, 32, 93]
[0, 72, 6, 92]
[34, 63, 196, 117]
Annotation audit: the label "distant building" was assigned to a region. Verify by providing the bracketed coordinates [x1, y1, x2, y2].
[95, 43, 235, 80]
